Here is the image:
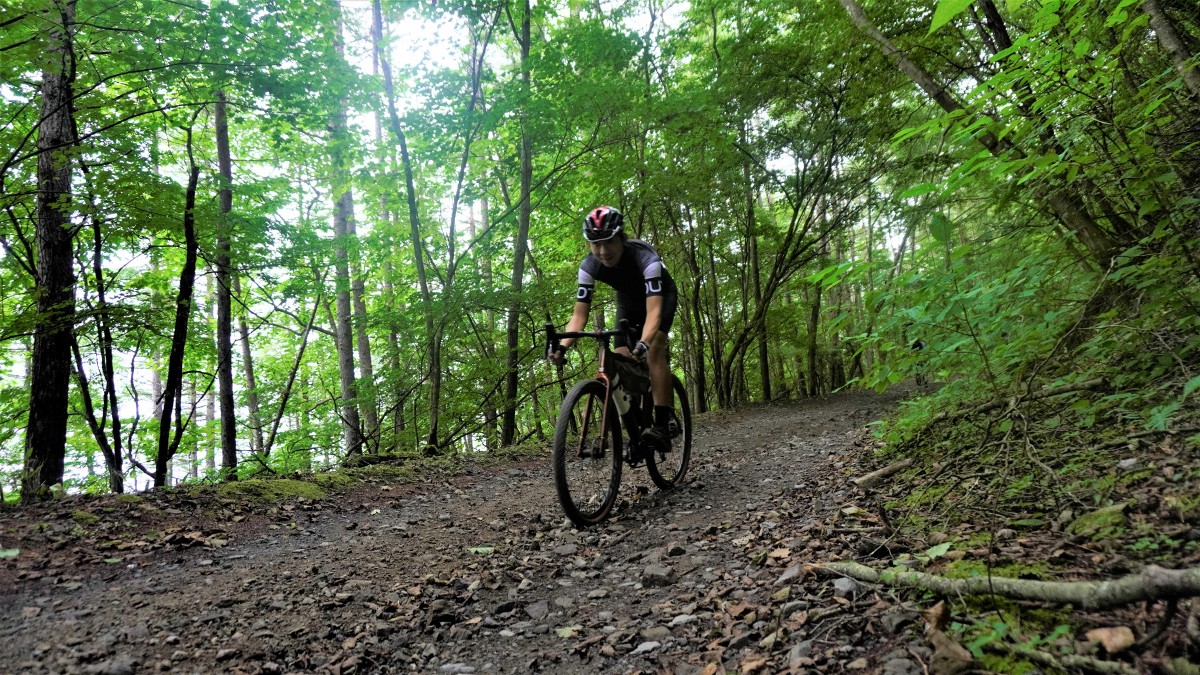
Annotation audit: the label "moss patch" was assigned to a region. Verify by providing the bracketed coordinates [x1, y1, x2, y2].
[1067, 502, 1128, 540]
[71, 510, 100, 525]
[216, 479, 327, 503]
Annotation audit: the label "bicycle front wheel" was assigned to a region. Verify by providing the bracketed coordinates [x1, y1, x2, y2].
[553, 379, 623, 527]
[646, 374, 692, 489]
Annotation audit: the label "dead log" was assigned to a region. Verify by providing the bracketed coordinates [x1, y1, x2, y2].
[926, 378, 1107, 426]
[821, 560, 1200, 610]
[984, 641, 1138, 675]
[852, 458, 913, 488]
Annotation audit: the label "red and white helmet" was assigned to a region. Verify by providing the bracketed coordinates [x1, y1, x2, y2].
[583, 206, 624, 242]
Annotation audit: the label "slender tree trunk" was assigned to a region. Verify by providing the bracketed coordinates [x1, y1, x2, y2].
[502, 0, 533, 446]
[1144, 0, 1200, 98]
[22, 0, 78, 502]
[155, 134, 201, 487]
[807, 285, 822, 398]
[374, 0, 438, 451]
[331, 8, 364, 459]
[214, 91, 238, 479]
[232, 276, 264, 456]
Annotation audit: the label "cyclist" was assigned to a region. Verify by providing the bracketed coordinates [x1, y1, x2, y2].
[547, 206, 678, 449]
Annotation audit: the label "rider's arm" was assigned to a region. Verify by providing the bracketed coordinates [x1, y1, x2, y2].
[558, 301, 591, 350]
[639, 294, 663, 345]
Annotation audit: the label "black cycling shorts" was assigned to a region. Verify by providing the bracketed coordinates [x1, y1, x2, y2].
[613, 287, 678, 349]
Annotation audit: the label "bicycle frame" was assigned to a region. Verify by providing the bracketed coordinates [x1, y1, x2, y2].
[545, 322, 645, 463]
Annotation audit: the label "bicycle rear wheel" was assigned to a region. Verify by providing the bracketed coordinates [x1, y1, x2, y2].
[553, 379, 623, 527]
[646, 374, 691, 489]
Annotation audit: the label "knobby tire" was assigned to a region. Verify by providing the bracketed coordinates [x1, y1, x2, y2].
[645, 374, 691, 489]
[553, 379, 622, 527]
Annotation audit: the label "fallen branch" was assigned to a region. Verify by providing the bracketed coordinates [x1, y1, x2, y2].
[984, 641, 1139, 675]
[926, 378, 1107, 426]
[1094, 426, 1200, 451]
[852, 458, 913, 488]
[821, 561, 1200, 610]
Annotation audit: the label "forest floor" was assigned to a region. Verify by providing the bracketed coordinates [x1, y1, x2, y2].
[2, 388, 1197, 674]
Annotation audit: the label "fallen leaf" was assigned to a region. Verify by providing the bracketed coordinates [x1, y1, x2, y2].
[0, 549, 19, 559]
[467, 546, 495, 556]
[555, 625, 582, 638]
[1085, 626, 1135, 654]
[740, 656, 768, 673]
[768, 548, 790, 559]
[928, 629, 973, 675]
[728, 602, 752, 618]
[921, 600, 951, 632]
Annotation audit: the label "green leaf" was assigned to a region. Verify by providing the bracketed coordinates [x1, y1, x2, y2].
[467, 546, 494, 556]
[1006, 0, 1026, 13]
[0, 549, 19, 559]
[925, 542, 952, 558]
[1182, 375, 1200, 400]
[929, 212, 954, 243]
[928, 0, 975, 35]
[899, 182, 938, 199]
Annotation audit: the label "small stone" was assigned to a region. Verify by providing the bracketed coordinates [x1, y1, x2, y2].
[640, 626, 672, 641]
[93, 655, 138, 675]
[216, 649, 239, 661]
[630, 641, 660, 655]
[171, 651, 188, 662]
[554, 543, 578, 556]
[927, 532, 949, 545]
[439, 664, 476, 674]
[666, 542, 687, 556]
[1117, 458, 1139, 471]
[789, 640, 814, 659]
[832, 577, 859, 597]
[668, 614, 696, 627]
[847, 657, 869, 670]
[165, 635, 180, 645]
[641, 564, 676, 587]
[587, 589, 609, 599]
[525, 600, 549, 620]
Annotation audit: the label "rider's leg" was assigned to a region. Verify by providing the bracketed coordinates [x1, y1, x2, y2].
[646, 330, 670, 410]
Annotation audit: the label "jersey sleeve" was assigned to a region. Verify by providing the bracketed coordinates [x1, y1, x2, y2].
[576, 265, 595, 303]
[640, 253, 666, 297]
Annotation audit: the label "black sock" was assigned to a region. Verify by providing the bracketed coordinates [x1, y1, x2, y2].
[654, 405, 672, 428]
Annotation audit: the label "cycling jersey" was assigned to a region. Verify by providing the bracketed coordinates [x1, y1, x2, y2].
[575, 239, 677, 346]
[576, 239, 675, 304]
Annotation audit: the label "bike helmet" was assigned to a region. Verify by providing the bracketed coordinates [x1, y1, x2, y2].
[583, 206, 624, 242]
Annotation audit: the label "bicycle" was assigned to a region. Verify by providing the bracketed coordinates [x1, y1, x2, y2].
[544, 321, 692, 528]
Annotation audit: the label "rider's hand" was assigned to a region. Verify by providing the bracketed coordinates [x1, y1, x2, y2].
[547, 343, 567, 366]
[631, 341, 649, 362]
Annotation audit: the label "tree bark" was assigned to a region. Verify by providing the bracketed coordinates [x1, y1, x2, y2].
[155, 133, 201, 487]
[1144, 0, 1200, 98]
[214, 91, 238, 480]
[22, 0, 78, 502]
[232, 275, 264, 456]
[501, 0, 533, 446]
[374, 0, 438, 452]
[823, 561, 1200, 610]
[330, 8, 364, 459]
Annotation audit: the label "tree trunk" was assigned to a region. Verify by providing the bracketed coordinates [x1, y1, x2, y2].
[1143, 0, 1200, 98]
[502, 0, 533, 446]
[22, 0, 78, 502]
[155, 135, 201, 487]
[214, 91, 238, 480]
[232, 275, 264, 456]
[373, 0, 438, 452]
[331, 8, 364, 459]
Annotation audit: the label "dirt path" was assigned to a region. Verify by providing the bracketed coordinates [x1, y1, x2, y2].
[1, 391, 918, 674]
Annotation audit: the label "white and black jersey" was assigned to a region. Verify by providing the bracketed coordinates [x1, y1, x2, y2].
[576, 239, 675, 304]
